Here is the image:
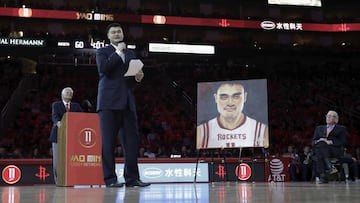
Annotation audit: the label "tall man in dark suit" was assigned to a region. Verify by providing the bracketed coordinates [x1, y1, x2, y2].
[96, 23, 149, 188]
[50, 87, 83, 184]
[313, 110, 348, 183]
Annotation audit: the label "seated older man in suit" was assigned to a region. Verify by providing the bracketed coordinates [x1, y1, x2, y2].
[312, 110, 348, 183]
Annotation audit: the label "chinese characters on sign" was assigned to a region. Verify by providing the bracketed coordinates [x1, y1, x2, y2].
[116, 163, 209, 183]
[261, 21, 303, 31]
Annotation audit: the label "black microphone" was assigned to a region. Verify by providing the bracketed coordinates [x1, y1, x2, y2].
[82, 99, 93, 112]
[118, 41, 126, 52]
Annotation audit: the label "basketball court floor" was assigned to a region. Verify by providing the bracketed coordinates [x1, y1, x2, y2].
[1, 181, 359, 203]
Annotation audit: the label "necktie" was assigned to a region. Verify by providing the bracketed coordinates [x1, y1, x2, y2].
[65, 103, 69, 112]
[119, 51, 125, 62]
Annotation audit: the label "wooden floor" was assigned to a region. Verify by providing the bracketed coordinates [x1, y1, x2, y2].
[1, 181, 359, 203]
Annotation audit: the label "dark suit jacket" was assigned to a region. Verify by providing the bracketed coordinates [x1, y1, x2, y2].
[313, 124, 348, 147]
[96, 45, 138, 112]
[49, 101, 83, 142]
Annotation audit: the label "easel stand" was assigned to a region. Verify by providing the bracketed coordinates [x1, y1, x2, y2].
[194, 148, 229, 182]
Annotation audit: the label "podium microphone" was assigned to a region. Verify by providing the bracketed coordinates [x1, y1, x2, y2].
[82, 99, 93, 112]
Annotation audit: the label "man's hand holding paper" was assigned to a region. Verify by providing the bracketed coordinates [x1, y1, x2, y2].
[135, 69, 144, 82]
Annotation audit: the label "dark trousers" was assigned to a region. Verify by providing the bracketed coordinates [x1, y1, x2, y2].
[341, 156, 359, 180]
[98, 109, 140, 185]
[289, 163, 299, 181]
[299, 162, 313, 181]
[314, 142, 342, 174]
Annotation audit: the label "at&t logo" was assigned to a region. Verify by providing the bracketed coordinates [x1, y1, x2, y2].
[2, 165, 21, 184]
[269, 158, 286, 181]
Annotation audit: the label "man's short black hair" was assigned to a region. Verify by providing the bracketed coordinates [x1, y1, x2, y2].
[106, 23, 122, 34]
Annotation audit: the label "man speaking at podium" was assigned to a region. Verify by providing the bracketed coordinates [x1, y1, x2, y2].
[50, 87, 83, 184]
[96, 23, 149, 188]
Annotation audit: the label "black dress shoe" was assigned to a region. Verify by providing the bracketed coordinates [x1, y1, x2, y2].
[319, 176, 329, 184]
[319, 178, 329, 184]
[125, 180, 150, 187]
[326, 167, 338, 175]
[106, 182, 124, 188]
[317, 173, 329, 184]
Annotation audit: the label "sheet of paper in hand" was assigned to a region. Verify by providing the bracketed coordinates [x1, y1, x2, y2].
[124, 59, 143, 76]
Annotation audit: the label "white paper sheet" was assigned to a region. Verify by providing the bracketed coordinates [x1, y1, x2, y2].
[124, 59, 144, 76]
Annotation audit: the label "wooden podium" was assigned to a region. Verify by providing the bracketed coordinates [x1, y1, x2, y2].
[57, 112, 104, 186]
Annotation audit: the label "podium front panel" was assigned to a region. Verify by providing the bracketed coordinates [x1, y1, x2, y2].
[58, 112, 104, 186]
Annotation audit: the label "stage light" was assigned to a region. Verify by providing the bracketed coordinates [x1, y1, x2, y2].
[18, 5, 32, 17]
[153, 15, 166, 24]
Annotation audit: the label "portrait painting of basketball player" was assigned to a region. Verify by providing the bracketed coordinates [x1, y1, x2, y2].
[196, 79, 269, 149]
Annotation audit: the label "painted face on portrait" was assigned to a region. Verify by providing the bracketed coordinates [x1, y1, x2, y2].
[214, 84, 247, 120]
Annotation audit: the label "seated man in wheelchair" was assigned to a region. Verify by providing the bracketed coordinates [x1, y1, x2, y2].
[312, 110, 348, 183]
